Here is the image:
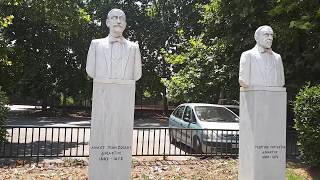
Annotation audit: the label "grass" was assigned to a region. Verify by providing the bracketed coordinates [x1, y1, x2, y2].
[287, 169, 306, 180]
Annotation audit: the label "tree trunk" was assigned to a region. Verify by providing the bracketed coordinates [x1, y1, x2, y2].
[62, 93, 67, 114]
[41, 98, 48, 110]
[162, 86, 168, 115]
[218, 87, 225, 104]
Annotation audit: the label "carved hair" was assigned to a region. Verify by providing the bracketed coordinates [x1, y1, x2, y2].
[254, 25, 273, 42]
[107, 9, 126, 20]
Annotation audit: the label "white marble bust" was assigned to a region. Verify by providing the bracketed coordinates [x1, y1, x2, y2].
[86, 9, 142, 179]
[239, 25, 285, 87]
[86, 8, 142, 81]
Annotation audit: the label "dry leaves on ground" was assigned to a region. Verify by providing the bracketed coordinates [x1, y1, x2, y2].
[0, 157, 316, 180]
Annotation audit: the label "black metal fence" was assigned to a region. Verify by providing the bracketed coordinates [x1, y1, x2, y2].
[0, 126, 299, 165]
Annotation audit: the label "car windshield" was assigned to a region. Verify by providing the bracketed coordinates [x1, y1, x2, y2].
[194, 106, 239, 122]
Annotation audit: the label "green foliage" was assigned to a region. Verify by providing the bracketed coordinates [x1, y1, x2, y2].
[0, 0, 93, 106]
[294, 84, 320, 167]
[146, 4, 158, 18]
[162, 0, 277, 103]
[0, 89, 9, 143]
[0, 15, 14, 28]
[270, 0, 320, 97]
[162, 35, 235, 103]
[163, 0, 320, 104]
[0, 0, 319, 109]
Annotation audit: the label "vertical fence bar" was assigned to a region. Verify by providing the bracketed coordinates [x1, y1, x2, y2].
[168, 129, 171, 156]
[236, 130, 239, 156]
[214, 129, 218, 156]
[70, 127, 73, 156]
[152, 129, 156, 155]
[220, 130, 223, 156]
[16, 128, 21, 158]
[23, 128, 28, 165]
[147, 128, 150, 155]
[158, 129, 161, 155]
[76, 127, 79, 156]
[174, 129, 178, 155]
[225, 130, 228, 155]
[82, 128, 86, 156]
[51, 128, 54, 157]
[231, 130, 234, 156]
[204, 129, 208, 156]
[44, 128, 47, 158]
[57, 128, 60, 157]
[135, 129, 139, 155]
[141, 129, 145, 155]
[210, 129, 213, 155]
[9, 128, 13, 158]
[184, 129, 188, 155]
[163, 129, 167, 156]
[179, 129, 182, 155]
[37, 127, 41, 164]
[30, 128, 34, 159]
[190, 129, 193, 155]
[63, 128, 66, 156]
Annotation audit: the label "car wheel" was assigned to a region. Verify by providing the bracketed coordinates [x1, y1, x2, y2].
[193, 136, 202, 154]
[169, 129, 176, 144]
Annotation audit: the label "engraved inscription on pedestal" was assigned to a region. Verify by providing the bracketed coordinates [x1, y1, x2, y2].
[238, 26, 286, 180]
[86, 8, 142, 180]
[255, 145, 285, 160]
[91, 145, 131, 161]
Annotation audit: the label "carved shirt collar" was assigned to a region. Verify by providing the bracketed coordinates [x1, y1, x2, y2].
[256, 44, 273, 54]
[108, 35, 125, 44]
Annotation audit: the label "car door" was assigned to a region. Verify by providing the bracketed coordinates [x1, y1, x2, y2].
[181, 106, 193, 145]
[170, 105, 185, 140]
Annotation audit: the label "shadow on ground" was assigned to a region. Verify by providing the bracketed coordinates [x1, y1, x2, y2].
[0, 140, 88, 166]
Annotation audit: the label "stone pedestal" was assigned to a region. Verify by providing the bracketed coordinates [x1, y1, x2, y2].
[89, 79, 135, 180]
[239, 87, 286, 180]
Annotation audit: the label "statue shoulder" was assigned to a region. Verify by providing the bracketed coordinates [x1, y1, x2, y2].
[272, 51, 281, 59]
[125, 39, 140, 49]
[241, 48, 255, 59]
[91, 38, 106, 45]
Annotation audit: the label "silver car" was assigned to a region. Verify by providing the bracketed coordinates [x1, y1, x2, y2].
[169, 103, 239, 153]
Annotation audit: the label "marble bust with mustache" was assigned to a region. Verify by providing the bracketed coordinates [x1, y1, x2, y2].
[85, 8, 142, 180]
[239, 25, 285, 88]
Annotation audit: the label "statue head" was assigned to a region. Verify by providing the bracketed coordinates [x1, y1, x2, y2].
[106, 9, 127, 37]
[254, 25, 273, 49]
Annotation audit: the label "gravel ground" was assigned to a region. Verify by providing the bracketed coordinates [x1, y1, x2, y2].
[0, 157, 316, 180]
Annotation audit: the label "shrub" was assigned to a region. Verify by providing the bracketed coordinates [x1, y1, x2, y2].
[0, 89, 9, 142]
[293, 84, 320, 167]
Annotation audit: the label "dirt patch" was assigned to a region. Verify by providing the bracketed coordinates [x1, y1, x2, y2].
[0, 157, 316, 180]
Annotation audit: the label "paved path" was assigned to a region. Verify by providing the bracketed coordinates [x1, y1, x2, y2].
[7, 105, 169, 127]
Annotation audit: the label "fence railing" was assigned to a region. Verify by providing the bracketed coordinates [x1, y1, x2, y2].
[0, 126, 299, 165]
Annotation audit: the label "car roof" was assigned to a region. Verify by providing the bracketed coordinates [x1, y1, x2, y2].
[222, 105, 239, 109]
[178, 103, 227, 108]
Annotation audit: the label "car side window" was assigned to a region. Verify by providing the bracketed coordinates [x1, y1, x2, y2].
[191, 110, 196, 122]
[216, 107, 238, 122]
[183, 106, 192, 122]
[173, 106, 185, 119]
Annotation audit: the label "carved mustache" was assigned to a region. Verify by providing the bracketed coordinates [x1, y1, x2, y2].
[113, 24, 124, 28]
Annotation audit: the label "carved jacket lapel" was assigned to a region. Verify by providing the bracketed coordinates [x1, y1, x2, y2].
[121, 39, 131, 78]
[102, 37, 112, 76]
